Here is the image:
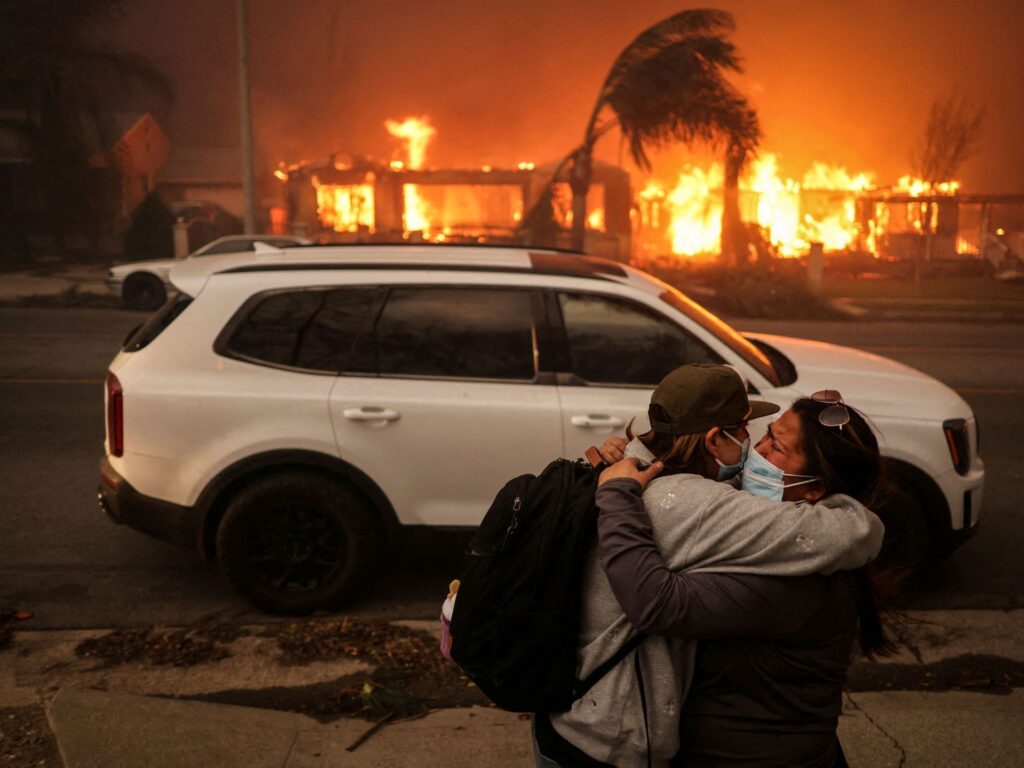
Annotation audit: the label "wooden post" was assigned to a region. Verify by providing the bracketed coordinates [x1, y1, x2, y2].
[807, 242, 824, 292]
[173, 217, 189, 259]
[978, 202, 991, 265]
[237, 0, 256, 234]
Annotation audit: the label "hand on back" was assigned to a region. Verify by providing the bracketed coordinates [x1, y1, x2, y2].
[599, 458, 664, 489]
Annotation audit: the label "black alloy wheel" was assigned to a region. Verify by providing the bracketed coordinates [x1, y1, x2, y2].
[216, 471, 378, 614]
[122, 273, 167, 311]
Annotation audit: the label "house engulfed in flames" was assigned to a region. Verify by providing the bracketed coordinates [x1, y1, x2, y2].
[272, 117, 1023, 268]
[276, 154, 633, 261]
[635, 155, 1024, 268]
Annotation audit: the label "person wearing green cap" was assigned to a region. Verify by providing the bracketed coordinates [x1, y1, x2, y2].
[533, 364, 885, 768]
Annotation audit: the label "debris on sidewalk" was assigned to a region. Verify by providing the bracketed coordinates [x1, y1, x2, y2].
[58, 617, 488, 722]
[847, 653, 1024, 695]
[74, 623, 248, 667]
[0, 609, 32, 652]
[345, 710, 394, 751]
[0, 705, 62, 767]
[273, 617, 487, 720]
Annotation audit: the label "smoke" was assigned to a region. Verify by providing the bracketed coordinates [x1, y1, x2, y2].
[112, 0, 1024, 191]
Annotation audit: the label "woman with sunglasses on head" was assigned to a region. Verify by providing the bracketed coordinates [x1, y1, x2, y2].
[594, 390, 896, 767]
[535, 367, 885, 768]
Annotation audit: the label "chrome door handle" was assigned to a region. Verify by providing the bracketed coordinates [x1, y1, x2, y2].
[570, 414, 625, 428]
[342, 407, 401, 422]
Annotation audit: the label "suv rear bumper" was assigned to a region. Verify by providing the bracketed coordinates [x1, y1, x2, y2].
[98, 456, 200, 549]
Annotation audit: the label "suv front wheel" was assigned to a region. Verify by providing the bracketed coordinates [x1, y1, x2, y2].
[216, 471, 377, 614]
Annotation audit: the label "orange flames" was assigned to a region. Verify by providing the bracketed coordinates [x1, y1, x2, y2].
[385, 116, 437, 234]
[290, 117, 962, 259]
[639, 153, 958, 260]
[313, 176, 375, 233]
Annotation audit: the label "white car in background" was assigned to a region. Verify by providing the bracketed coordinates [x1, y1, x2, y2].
[98, 244, 984, 613]
[106, 234, 312, 310]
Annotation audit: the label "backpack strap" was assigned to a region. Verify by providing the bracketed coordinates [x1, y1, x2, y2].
[573, 632, 646, 700]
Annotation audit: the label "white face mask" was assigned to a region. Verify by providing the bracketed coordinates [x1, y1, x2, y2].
[740, 447, 819, 501]
[714, 429, 749, 481]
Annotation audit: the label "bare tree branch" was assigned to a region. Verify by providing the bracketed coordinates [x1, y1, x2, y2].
[911, 91, 986, 184]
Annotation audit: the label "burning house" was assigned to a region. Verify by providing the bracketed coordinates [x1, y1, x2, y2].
[634, 155, 1024, 270]
[275, 118, 633, 261]
[270, 118, 1023, 272]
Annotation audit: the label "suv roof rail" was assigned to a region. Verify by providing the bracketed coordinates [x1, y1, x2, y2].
[284, 241, 586, 255]
[215, 249, 629, 280]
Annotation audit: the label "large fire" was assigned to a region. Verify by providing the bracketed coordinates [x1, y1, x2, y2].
[293, 115, 964, 261]
[639, 153, 960, 260]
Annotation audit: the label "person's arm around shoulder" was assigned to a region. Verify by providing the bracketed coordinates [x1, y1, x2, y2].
[681, 487, 884, 576]
[596, 460, 824, 636]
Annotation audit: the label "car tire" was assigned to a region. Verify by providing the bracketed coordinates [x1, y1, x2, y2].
[216, 471, 378, 614]
[875, 484, 930, 576]
[122, 273, 166, 311]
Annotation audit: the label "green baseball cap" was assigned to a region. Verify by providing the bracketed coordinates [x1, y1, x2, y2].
[649, 364, 779, 435]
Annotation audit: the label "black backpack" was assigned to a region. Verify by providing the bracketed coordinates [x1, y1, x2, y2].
[449, 457, 644, 713]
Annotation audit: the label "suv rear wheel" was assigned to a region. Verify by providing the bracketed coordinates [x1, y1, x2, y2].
[122, 273, 167, 311]
[216, 471, 377, 614]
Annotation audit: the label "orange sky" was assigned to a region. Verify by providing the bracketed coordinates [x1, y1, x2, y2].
[115, 0, 1024, 191]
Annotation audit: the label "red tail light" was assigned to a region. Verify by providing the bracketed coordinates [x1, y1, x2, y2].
[106, 371, 123, 457]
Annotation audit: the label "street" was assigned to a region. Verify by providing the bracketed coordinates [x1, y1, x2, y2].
[1, 307, 1022, 629]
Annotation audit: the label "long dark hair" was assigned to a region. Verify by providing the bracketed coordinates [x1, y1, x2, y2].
[789, 397, 900, 659]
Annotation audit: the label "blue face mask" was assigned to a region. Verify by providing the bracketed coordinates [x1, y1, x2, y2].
[714, 429, 750, 481]
[740, 447, 819, 501]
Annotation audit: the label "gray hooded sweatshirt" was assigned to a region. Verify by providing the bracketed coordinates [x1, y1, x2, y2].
[549, 440, 885, 768]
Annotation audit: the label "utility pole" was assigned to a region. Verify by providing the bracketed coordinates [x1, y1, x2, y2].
[237, 0, 256, 233]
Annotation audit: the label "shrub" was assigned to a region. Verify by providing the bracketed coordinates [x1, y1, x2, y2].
[123, 192, 174, 261]
[648, 261, 845, 320]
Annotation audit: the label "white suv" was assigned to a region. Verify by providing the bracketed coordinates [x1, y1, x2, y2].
[98, 245, 984, 613]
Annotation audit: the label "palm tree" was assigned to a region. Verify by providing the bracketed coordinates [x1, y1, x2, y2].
[0, 0, 173, 248]
[529, 8, 759, 257]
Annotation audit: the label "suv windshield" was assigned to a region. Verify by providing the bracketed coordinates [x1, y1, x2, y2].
[657, 283, 780, 387]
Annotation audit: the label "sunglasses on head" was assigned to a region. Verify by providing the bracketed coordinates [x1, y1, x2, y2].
[811, 389, 850, 430]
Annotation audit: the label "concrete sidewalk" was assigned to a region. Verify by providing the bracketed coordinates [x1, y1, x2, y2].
[41, 686, 1024, 768]
[0, 265, 110, 301]
[3, 610, 1023, 767]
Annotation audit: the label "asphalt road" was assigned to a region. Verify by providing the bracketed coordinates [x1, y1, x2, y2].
[1, 307, 1022, 630]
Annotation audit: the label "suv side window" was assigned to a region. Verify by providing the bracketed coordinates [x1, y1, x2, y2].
[375, 287, 536, 380]
[224, 287, 377, 372]
[558, 292, 723, 386]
